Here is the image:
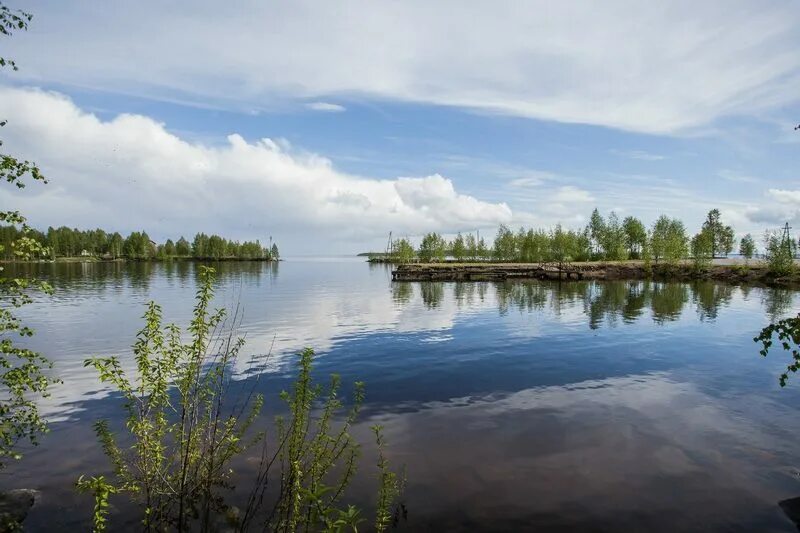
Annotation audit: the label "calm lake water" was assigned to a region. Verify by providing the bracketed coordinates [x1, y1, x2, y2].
[3, 258, 800, 532]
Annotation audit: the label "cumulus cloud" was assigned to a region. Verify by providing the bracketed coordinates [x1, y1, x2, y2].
[0, 87, 511, 251]
[744, 189, 800, 226]
[768, 188, 800, 204]
[305, 102, 345, 112]
[4, 1, 800, 134]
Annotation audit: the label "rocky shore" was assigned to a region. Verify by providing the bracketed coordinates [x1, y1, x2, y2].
[391, 261, 800, 287]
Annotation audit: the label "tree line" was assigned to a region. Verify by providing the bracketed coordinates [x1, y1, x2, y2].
[388, 208, 797, 273]
[0, 225, 280, 261]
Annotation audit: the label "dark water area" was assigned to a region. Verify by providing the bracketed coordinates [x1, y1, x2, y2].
[3, 258, 800, 532]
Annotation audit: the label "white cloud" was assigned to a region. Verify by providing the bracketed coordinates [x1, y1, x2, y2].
[507, 171, 559, 189]
[0, 87, 511, 251]
[743, 189, 800, 226]
[768, 188, 800, 204]
[505, 183, 596, 227]
[5, 1, 800, 134]
[551, 186, 594, 205]
[305, 102, 345, 112]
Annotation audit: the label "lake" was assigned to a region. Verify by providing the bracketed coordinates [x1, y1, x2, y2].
[3, 258, 800, 532]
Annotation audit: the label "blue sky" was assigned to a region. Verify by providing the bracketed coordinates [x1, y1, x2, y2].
[1, 1, 799, 254]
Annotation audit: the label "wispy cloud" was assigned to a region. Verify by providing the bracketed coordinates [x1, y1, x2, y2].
[508, 171, 560, 188]
[305, 101, 346, 112]
[610, 149, 665, 161]
[6, 1, 800, 134]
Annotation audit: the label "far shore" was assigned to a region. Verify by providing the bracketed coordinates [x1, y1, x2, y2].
[0, 256, 280, 264]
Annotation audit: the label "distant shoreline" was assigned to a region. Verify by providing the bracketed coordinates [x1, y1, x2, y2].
[1, 257, 281, 264]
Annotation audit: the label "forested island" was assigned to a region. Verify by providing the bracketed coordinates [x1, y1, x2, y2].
[376, 209, 794, 269]
[0, 225, 280, 261]
[376, 208, 799, 284]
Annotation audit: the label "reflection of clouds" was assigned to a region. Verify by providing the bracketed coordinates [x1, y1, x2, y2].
[242, 280, 496, 358]
[17, 262, 800, 427]
[30, 263, 500, 418]
[396, 285, 495, 336]
[370, 372, 800, 530]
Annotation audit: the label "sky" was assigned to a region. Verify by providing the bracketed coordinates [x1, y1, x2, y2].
[0, 0, 799, 255]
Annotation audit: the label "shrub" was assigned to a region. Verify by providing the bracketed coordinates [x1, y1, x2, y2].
[755, 313, 800, 387]
[764, 230, 796, 276]
[78, 267, 402, 532]
[690, 230, 713, 272]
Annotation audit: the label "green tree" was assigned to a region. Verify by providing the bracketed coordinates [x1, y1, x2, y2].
[270, 243, 280, 261]
[701, 209, 735, 258]
[175, 237, 190, 257]
[519, 229, 548, 263]
[691, 230, 713, 271]
[588, 208, 606, 258]
[602, 212, 627, 261]
[163, 239, 175, 257]
[574, 227, 592, 262]
[549, 224, 572, 263]
[123, 232, 148, 260]
[87, 228, 107, 256]
[476, 236, 489, 260]
[390, 238, 415, 263]
[651, 215, 688, 265]
[720, 225, 735, 257]
[45, 227, 58, 259]
[418, 232, 446, 263]
[0, 1, 58, 471]
[641, 234, 653, 273]
[465, 233, 478, 261]
[622, 216, 647, 259]
[764, 230, 796, 276]
[225, 239, 238, 258]
[493, 224, 517, 261]
[108, 232, 123, 259]
[206, 235, 226, 259]
[191, 233, 208, 258]
[451, 232, 466, 262]
[739, 234, 755, 261]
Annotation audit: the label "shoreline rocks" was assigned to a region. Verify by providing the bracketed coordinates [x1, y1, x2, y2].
[0, 489, 39, 529]
[391, 262, 800, 287]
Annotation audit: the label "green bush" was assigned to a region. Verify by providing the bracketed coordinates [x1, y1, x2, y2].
[78, 267, 402, 532]
[764, 231, 796, 276]
[756, 313, 800, 387]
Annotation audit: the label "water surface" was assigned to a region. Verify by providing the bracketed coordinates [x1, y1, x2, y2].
[4, 259, 800, 532]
